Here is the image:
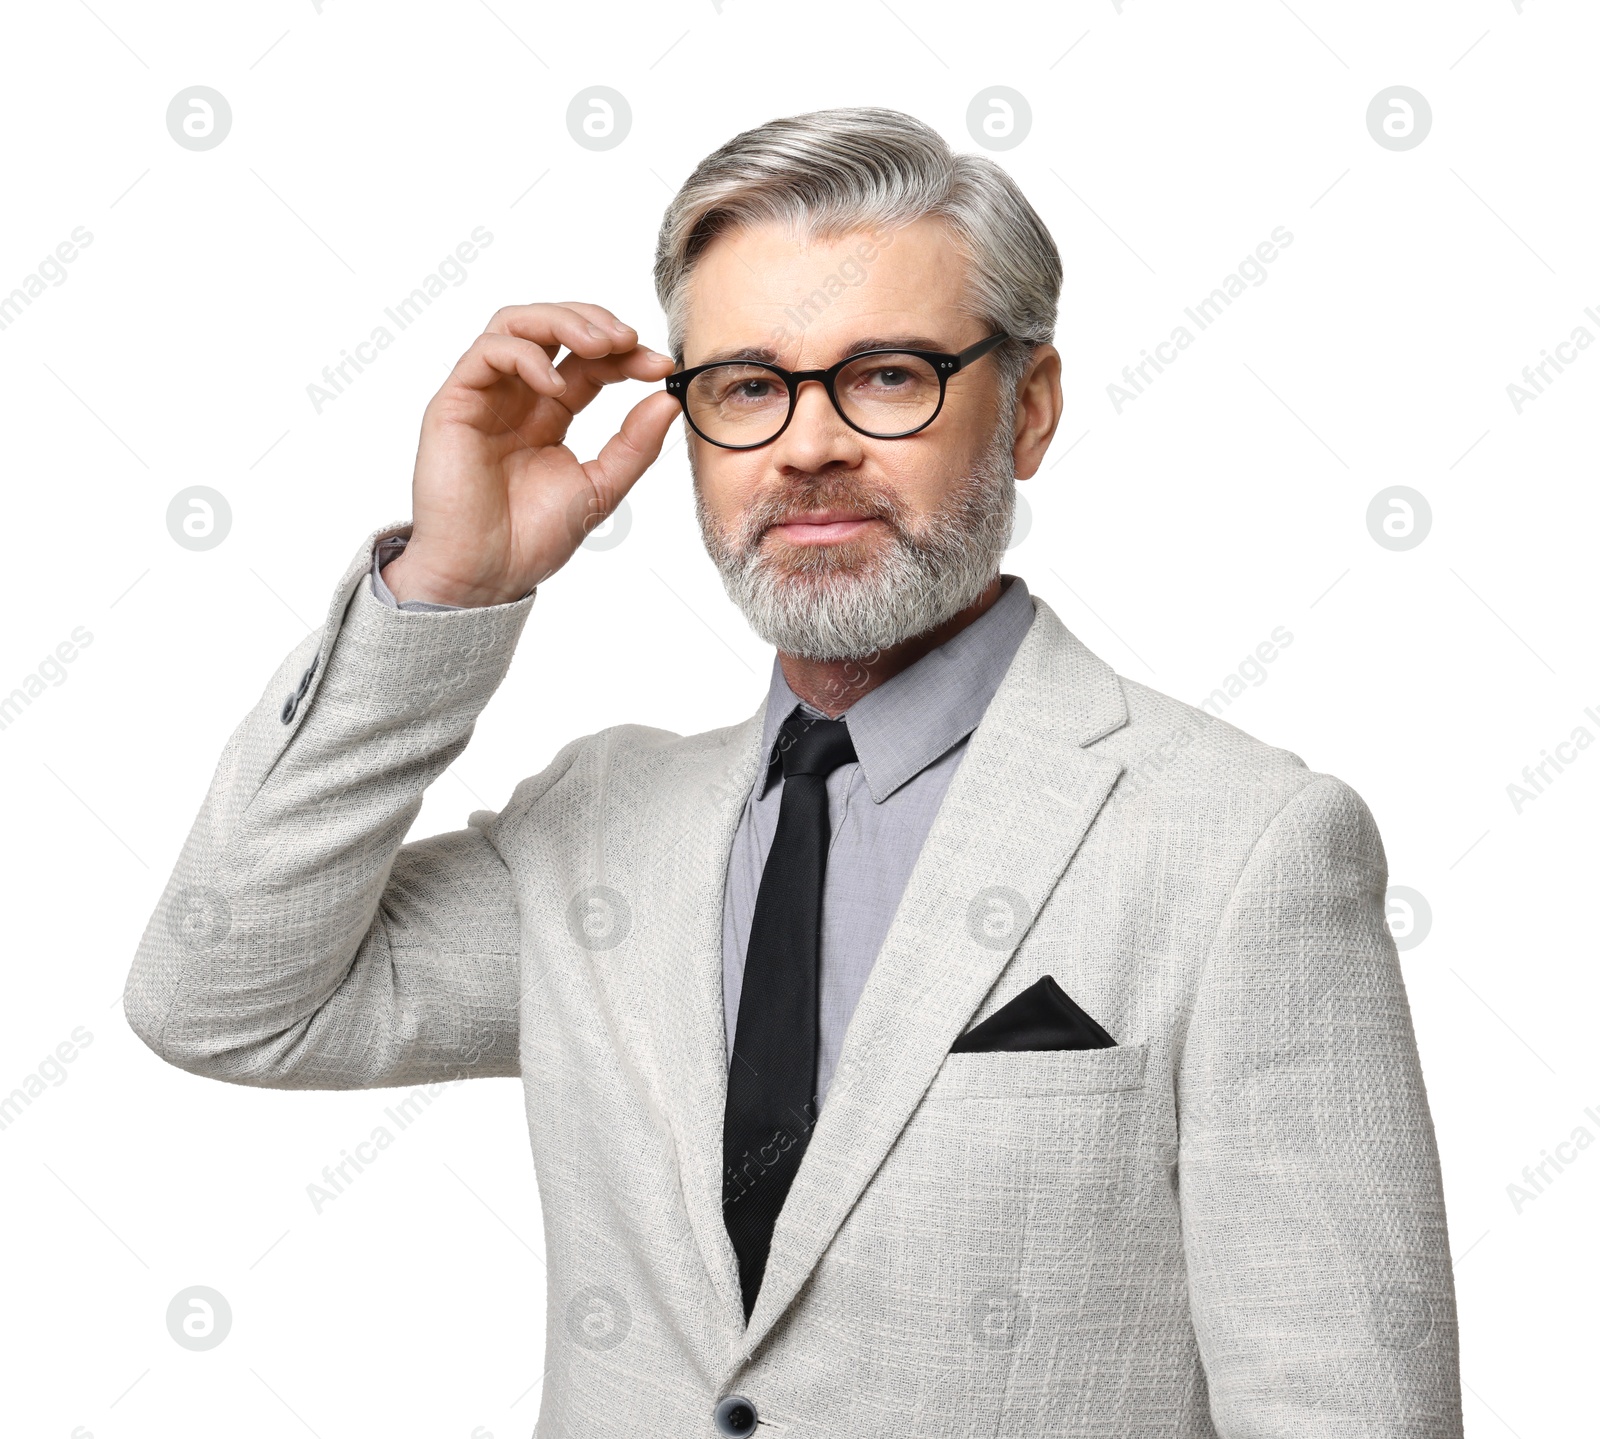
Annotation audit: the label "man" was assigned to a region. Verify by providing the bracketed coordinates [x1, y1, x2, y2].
[126, 108, 1462, 1435]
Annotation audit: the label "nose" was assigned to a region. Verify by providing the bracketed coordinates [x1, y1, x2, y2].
[767, 376, 862, 472]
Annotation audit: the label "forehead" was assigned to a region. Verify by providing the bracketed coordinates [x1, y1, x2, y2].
[680, 214, 972, 366]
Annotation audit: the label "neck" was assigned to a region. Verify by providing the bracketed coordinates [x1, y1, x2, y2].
[777, 574, 1006, 718]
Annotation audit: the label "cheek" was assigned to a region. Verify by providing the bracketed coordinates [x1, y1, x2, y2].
[693, 447, 765, 525]
[871, 443, 977, 516]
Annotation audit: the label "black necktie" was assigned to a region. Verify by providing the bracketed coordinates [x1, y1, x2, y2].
[722, 706, 858, 1321]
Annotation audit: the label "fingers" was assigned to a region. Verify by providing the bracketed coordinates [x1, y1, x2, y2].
[555, 344, 676, 413]
[548, 300, 638, 343]
[487, 302, 642, 364]
[448, 332, 569, 397]
[582, 391, 683, 508]
[466, 302, 675, 414]
[446, 331, 675, 413]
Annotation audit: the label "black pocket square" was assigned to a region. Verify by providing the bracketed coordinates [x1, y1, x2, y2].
[950, 974, 1117, 1053]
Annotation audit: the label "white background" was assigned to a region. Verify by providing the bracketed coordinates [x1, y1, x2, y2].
[1, 1, 1595, 1435]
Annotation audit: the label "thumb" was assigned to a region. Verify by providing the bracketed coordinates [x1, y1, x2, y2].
[582, 390, 684, 511]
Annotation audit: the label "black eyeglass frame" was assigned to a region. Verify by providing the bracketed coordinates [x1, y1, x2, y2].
[664, 331, 1011, 451]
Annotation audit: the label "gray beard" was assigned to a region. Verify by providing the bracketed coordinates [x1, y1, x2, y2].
[692, 424, 1017, 663]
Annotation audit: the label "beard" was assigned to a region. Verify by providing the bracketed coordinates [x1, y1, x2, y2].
[692, 421, 1017, 663]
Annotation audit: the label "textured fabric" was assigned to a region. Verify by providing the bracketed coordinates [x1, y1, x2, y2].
[126, 520, 1463, 1437]
[724, 710, 858, 1321]
[370, 533, 1038, 1109]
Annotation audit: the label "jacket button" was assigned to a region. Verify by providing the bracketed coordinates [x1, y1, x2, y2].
[714, 1394, 758, 1435]
[280, 656, 318, 724]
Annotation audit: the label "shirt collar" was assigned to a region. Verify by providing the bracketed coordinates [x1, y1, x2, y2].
[756, 573, 1035, 803]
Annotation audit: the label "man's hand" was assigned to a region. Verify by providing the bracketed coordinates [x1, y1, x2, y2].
[380, 302, 681, 607]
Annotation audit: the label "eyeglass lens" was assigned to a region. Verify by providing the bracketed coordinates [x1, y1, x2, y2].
[684, 352, 942, 446]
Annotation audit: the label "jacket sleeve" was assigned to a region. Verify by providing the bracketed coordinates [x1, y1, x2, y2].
[1175, 774, 1463, 1436]
[122, 521, 537, 1090]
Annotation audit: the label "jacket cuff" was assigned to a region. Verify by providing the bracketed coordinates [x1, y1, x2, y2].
[370, 531, 535, 612]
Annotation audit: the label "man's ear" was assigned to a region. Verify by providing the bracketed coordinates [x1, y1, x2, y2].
[1012, 344, 1064, 481]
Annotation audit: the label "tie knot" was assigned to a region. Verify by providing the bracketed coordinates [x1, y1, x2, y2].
[774, 709, 857, 780]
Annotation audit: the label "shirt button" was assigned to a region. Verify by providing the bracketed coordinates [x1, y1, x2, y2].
[714, 1394, 758, 1435]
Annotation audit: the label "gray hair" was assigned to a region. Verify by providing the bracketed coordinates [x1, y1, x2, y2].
[652, 107, 1062, 401]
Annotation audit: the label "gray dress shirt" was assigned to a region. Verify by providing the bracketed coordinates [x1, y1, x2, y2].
[369, 536, 1035, 1108]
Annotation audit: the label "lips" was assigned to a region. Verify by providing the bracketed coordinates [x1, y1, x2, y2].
[766, 508, 884, 545]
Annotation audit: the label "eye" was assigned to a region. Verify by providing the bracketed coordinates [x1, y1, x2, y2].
[699, 366, 785, 405]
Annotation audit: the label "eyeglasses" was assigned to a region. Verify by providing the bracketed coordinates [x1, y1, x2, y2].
[664, 332, 1010, 451]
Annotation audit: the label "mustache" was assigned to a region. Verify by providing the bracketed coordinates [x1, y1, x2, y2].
[736, 479, 909, 548]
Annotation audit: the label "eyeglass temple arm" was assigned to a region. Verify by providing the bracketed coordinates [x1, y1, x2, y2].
[950, 331, 1010, 372]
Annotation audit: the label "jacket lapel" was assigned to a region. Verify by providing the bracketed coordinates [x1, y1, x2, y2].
[642, 703, 768, 1337]
[736, 596, 1129, 1357]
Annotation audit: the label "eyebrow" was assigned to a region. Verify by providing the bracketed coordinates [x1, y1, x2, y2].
[691, 334, 953, 368]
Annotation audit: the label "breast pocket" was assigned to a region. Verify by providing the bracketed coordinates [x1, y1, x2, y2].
[920, 1041, 1150, 1213]
[813, 1041, 1153, 1403]
[933, 1041, 1149, 1098]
